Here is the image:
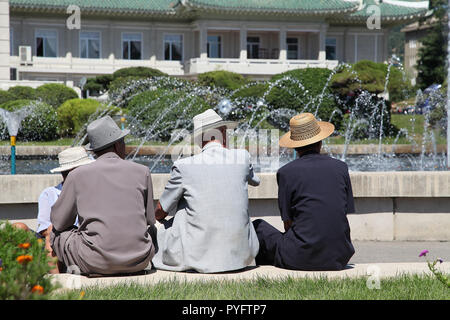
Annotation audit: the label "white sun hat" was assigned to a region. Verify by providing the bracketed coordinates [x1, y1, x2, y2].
[50, 146, 95, 173]
[192, 109, 238, 144]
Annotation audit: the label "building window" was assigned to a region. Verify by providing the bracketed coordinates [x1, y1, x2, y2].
[287, 37, 299, 59]
[207, 35, 221, 58]
[80, 31, 100, 59]
[35, 29, 57, 57]
[164, 34, 183, 61]
[247, 36, 260, 59]
[326, 37, 337, 60]
[122, 33, 142, 60]
[409, 40, 417, 49]
[10, 28, 13, 55]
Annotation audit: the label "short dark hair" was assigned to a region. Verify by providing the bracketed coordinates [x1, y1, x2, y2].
[294, 141, 321, 154]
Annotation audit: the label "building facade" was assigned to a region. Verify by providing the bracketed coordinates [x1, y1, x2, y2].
[0, 0, 430, 86]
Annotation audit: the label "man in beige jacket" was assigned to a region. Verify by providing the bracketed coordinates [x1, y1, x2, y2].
[50, 116, 156, 276]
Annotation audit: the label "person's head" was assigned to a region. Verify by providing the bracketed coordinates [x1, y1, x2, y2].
[279, 113, 334, 153]
[94, 138, 126, 159]
[50, 146, 95, 178]
[294, 141, 322, 156]
[192, 109, 237, 148]
[201, 125, 227, 148]
[85, 115, 129, 158]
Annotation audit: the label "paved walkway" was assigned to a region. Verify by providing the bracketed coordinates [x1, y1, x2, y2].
[350, 241, 450, 264]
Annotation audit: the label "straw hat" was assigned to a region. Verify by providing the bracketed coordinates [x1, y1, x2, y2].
[85, 115, 130, 152]
[192, 109, 238, 143]
[50, 147, 95, 173]
[279, 113, 335, 148]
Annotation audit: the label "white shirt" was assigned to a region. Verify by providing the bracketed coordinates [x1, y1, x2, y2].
[36, 183, 78, 233]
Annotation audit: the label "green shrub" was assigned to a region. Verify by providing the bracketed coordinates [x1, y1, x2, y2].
[8, 86, 37, 100]
[266, 68, 343, 131]
[0, 221, 58, 299]
[0, 99, 59, 141]
[112, 66, 167, 79]
[128, 88, 211, 140]
[231, 82, 269, 99]
[57, 98, 120, 136]
[35, 83, 79, 108]
[0, 90, 14, 105]
[331, 60, 413, 102]
[197, 71, 248, 91]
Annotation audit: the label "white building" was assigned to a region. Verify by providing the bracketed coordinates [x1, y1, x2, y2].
[0, 0, 430, 86]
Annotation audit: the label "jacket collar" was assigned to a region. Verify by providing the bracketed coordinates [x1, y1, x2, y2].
[202, 141, 223, 152]
[96, 152, 121, 160]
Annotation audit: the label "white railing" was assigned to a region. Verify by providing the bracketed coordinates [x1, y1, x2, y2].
[186, 58, 339, 75]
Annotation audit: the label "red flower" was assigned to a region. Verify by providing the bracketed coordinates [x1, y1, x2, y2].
[31, 285, 44, 294]
[16, 255, 33, 264]
[18, 243, 31, 249]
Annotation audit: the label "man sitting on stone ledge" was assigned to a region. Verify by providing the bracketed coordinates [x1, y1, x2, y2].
[252, 113, 355, 271]
[152, 109, 260, 273]
[49, 116, 156, 276]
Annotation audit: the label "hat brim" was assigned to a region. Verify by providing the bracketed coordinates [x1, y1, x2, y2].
[279, 121, 335, 149]
[192, 120, 239, 140]
[84, 129, 130, 152]
[50, 158, 95, 173]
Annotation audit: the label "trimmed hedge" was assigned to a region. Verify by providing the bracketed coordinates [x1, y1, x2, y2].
[57, 98, 100, 136]
[0, 90, 14, 105]
[112, 66, 167, 79]
[8, 86, 37, 100]
[197, 71, 248, 91]
[35, 84, 79, 108]
[128, 88, 211, 140]
[0, 99, 58, 141]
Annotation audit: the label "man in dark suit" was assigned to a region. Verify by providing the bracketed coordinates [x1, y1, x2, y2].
[252, 113, 355, 271]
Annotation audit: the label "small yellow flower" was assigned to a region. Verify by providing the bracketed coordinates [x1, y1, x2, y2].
[79, 291, 86, 299]
[37, 239, 43, 245]
[18, 242, 31, 249]
[16, 255, 33, 264]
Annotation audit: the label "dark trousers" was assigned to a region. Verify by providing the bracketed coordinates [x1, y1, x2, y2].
[252, 219, 283, 266]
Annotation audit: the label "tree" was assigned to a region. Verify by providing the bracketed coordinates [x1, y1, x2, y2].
[416, 0, 448, 90]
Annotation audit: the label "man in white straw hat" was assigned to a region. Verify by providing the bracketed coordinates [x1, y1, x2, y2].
[49, 115, 156, 275]
[152, 109, 260, 273]
[252, 113, 355, 271]
[12, 147, 94, 266]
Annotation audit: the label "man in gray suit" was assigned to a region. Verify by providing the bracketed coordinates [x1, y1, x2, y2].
[153, 109, 260, 273]
[50, 116, 156, 275]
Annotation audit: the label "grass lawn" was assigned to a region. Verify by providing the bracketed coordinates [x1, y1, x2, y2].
[53, 275, 450, 300]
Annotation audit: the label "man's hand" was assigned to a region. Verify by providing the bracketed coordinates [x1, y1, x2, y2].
[283, 219, 293, 232]
[155, 201, 168, 222]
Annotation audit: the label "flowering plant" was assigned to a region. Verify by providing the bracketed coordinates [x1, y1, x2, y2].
[419, 250, 449, 288]
[0, 221, 58, 299]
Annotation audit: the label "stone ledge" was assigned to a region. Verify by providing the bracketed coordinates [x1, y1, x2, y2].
[50, 262, 450, 290]
[1, 171, 449, 204]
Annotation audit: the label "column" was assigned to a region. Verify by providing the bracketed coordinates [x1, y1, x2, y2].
[239, 24, 247, 61]
[318, 24, 327, 61]
[0, 0, 11, 80]
[199, 23, 207, 60]
[279, 26, 287, 61]
[150, 26, 157, 65]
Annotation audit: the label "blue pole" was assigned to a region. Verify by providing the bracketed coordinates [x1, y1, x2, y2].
[11, 136, 16, 175]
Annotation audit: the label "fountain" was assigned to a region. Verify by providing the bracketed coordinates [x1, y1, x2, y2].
[0, 57, 448, 174]
[0, 105, 36, 174]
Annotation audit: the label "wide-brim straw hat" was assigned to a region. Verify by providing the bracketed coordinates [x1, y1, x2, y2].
[85, 115, 130, 152]
[279, 113, 335, 148]
[192, 109, 238, 143]
[50, 146, 95, 173]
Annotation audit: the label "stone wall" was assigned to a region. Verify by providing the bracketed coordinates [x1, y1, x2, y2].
[1, 172, 449, 241]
